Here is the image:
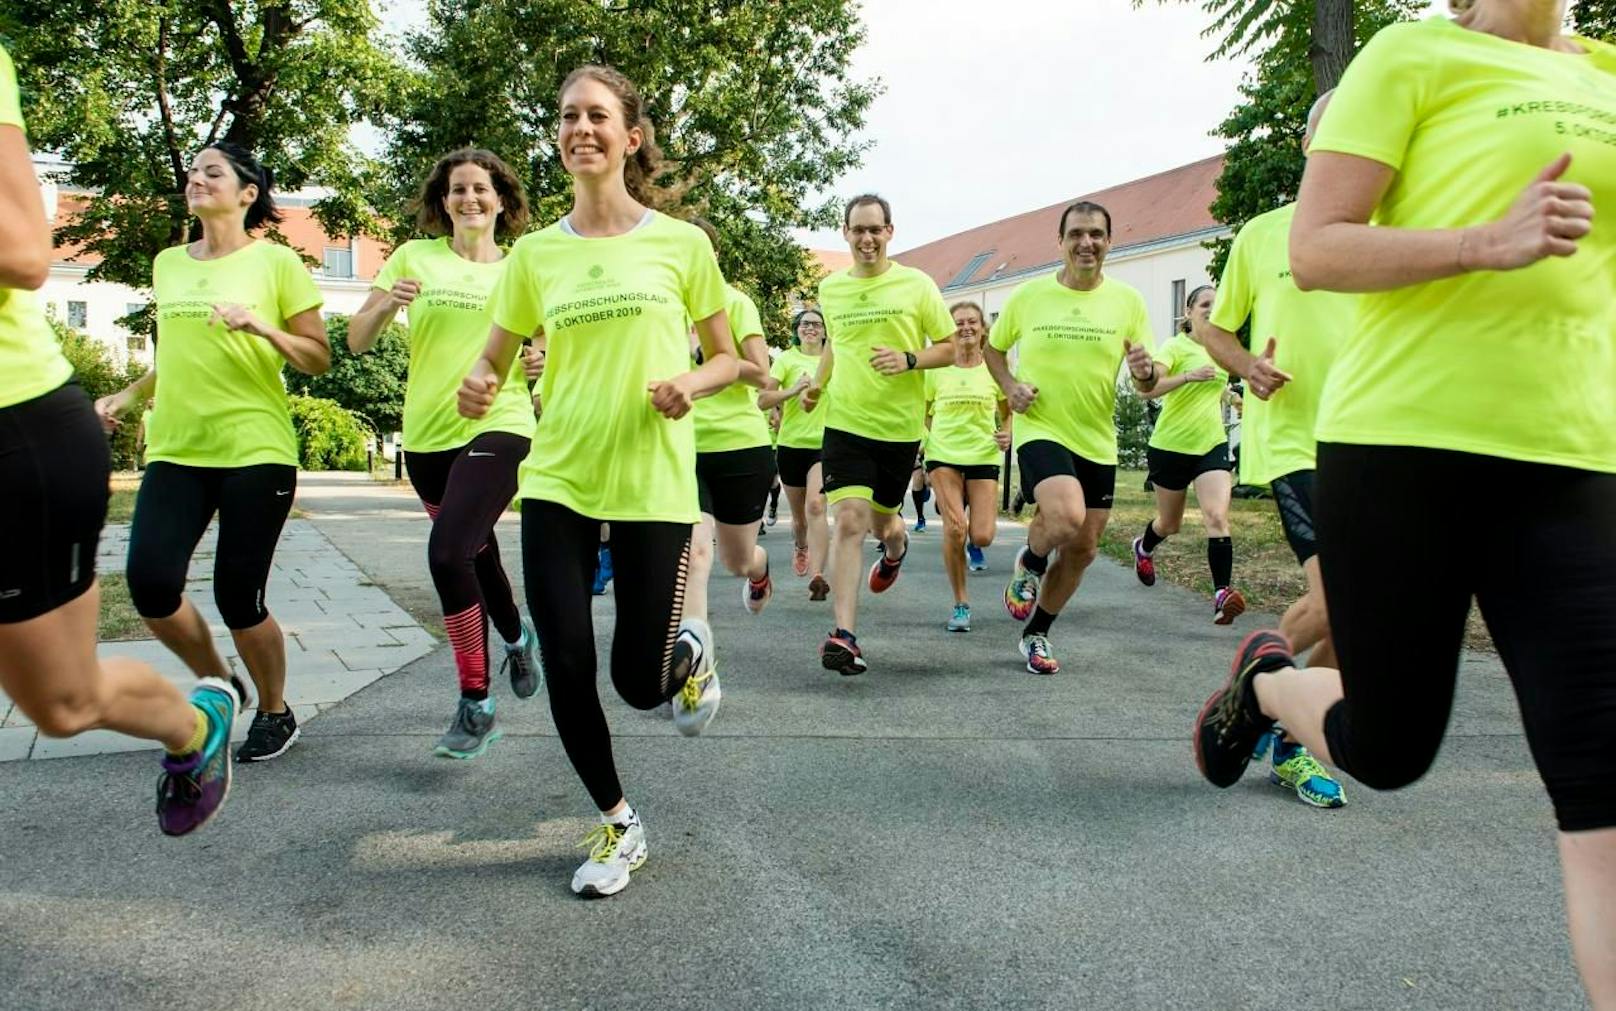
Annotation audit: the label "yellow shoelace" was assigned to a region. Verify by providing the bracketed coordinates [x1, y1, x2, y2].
[677, 671, 710, 712]
[581, 823, 624, 863]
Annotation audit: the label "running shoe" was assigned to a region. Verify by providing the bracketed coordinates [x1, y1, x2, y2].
[766, 495, 779, 526]
[591, 546, 613, 596]
[1213, 587, 1247, 626]
[1256, 732, 1347, 809]
[946, 603, 972, 633]
[434, 697, 501, 759]
[808, 574, 830, 601]
[820, 629, 867, 676]
[913, 515, 927, 533]
[966, 543, 987, 572]
[743, 566, 773, 616]
[572, 817, 648, 898]
[1004, 546, 1042, 621]
[501, 618, 543, 699]
[1019, 634, 1060, 675]
[156, 678, 237, 837]
[672, 619, 720, 736]
[1131, 536, 1156, 587]
[1193, 629, 1289, 788]
[235, 706, 299, 763]
[868, 541, 907, 593]
[793, 545, 810, 578]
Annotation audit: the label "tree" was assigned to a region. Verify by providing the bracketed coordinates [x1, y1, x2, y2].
[1, 1, 402, 314]
[285, 314, 410, 435]
[378, 0, 879, 345]
[49, 315, 145, 467]
[1573, 0, 1616, 37]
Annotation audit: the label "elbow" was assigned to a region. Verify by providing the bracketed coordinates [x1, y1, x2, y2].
[1288, 235, 1326, 292]
[301, 350, 333, 377]
[0, 249, 50, 291]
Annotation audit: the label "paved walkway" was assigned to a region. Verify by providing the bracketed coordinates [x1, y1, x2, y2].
[0, 473, 1582, 1010]
[0, 516, 433, 761]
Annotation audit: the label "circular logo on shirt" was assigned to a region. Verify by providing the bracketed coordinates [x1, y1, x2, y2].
[859, 292, 869, 302]
[589, 265, 605, 279]
[462, 273, 474, 283]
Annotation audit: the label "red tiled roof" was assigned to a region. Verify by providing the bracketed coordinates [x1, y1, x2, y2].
[894, 155, 1225, 290]
[810, 248, 853, 277]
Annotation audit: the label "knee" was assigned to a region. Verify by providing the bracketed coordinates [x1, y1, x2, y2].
[833, 510, 867, 539]
[126, 556, 183, 620]
[941, 506, 968, 539]
[1040, 506, 1086, 545]
[426, 528, 467, 579]
[688, 532, 715, 570]
[611, 668, 667, 711]
[1202, 510, 1230, 535]
[1153, 514, 1182, 537]
[214, 576, 268, 630]
[27, 686, 104, 738]
[805, 496, 826, 521]
[717, 541, 753, 577]
[1328, 704, 1439, 791]
[972, 525, 997, 549]
[1066, 540, 1099, 569]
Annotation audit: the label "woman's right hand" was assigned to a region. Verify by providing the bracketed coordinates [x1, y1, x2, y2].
[93, 391, 129, 434]
[1185, 365, 1218, 383]
[1470, 154, 1593, 271]
[386, 279, 422, 310]
[521, 343, 546, 382]
[458, 362, 500, 419]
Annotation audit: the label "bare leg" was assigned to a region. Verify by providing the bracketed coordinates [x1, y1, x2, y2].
[966, 480, 999, 550]
[685, 514, 717, 622]
[785, 485, 809, 551]
[1561, 827, 1616, 1009]
[1037, 508, 1111, 616]
[232, 614, 288, 713]
[1280, 555, 1335, 667]
[714, 520, 767, 580]
[932, 467, 969, 604]
[143, 598, 230, 681]
[1251, 666, 1344, 764]
[1148, 486, 1188, 541]
[805, 463, 829, 578]
[0, 583, 196, 749]
[829, 498, 874, 632]
[1192, 469, 1233, 539]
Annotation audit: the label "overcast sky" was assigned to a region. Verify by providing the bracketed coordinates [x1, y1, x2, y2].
[376, 0, 1447, 253]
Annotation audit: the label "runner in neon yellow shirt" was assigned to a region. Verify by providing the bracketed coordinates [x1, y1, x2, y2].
[801, 194, 957, 676]
[1132, 285, 1248, 625]
[1195, 92, 1350, 810]
[457, 64, 739, 900]
[684, 217, 775, 665]
[759, 308, 831, 598]
[348, 148, 542, 759]
[925, 301, 1009, 633]
[1194, 13, 1616, 995]
[100, 142, 328, 765]
[986, 200, 1157, 676]
[0, 43, 240, 837]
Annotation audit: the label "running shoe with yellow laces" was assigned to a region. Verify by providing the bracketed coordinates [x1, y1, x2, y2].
[1004, 546, 1043, 621]
[1194, 629, 1287, 787]
[672, 618, 721, 736]
[571, 813, 648, 898]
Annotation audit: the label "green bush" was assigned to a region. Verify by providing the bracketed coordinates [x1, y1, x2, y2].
[286, 314, 409, 435]
[288, 394, 372, 471]
[52, 316, 145, 469]
[1114, 381, 1152, 471]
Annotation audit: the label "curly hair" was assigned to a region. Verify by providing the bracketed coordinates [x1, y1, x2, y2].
[410, 148, 529, 240]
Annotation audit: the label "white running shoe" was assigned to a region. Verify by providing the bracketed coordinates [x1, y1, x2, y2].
[672, 618, 721, 737]
[571, 817, 648, 898]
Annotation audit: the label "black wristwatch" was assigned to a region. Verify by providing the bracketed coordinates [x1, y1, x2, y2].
[904, 351, 918, 371]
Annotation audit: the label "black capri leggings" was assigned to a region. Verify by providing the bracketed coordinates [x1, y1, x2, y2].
[126, 461, 295, 630]
[521, 499, 694, 810]
[1315, 442, 1616, 832]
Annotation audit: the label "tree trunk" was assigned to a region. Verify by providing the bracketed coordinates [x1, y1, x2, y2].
[1310, 0, 1355, 94]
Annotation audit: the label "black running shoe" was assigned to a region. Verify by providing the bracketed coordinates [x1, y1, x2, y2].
[235, 707, 300, 763]
[1193, 630, 1289, 788]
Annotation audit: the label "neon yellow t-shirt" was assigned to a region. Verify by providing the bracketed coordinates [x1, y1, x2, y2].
[819, 262, 955, 443]
[1148, 334, 1228, 456]
[0, 46, 71, 410]
[373, 238, 533, 452]
[1210, 203, 1355, 485]
[148, 241, 323, 467]
[989, 273, 1153, 466]
[1310, 17, 1616, 472]
[924, 363, 1004, 468]
[769, 346, 826, 449]
[488, 213, 726, 523]
[693, 284, 770, 453]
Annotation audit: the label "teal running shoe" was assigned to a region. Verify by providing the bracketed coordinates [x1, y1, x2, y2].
[156, 677, 237, 837]
[435, 697, 501, 759]
[946, 603, 971, 632]
[1256, 731, 1347, 809]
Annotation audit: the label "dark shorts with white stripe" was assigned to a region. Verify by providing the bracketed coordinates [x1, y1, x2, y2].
[1270, 469, 1318, 565]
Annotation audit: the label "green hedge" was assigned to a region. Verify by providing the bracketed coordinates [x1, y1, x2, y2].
[288, 394, 372, 471]
[52, 318, 145, 469]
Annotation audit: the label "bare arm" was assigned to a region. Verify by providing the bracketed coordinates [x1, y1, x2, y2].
[0, 124, 50, 290]
[264, 308, 331, 375]
[757, 372, 807, 410]
[802, 339, 834, 413]
[458, 324, 528, 418]
[1291, 151, 1593, 293]
[94, 367, 157, 433]
[349, 283, 415, 353]
[736, 334, 771, 389]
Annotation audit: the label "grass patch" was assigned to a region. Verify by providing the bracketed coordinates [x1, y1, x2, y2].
[1007, 466, 1493, 651]
[107, 473, 141, 523]
[97, 574, 148, 641]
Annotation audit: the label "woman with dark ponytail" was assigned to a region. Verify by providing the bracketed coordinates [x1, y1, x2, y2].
[459, 64, 739, 898]
[98, 141, 329, 764]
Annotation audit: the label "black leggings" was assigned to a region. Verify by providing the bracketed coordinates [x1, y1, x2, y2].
[127, 462, 295, 629]
[405, 431, 528, 697]
[1315, 443, 1616, 832]
[521, 499, 693, 810]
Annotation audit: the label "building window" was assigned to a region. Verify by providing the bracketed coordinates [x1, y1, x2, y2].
[947, 250, 995, 289]
[1170, 279, 1186, 333]
[323, 245, 354, 278]
[67, 300, 87, 328]
[127, 335, 148, 352]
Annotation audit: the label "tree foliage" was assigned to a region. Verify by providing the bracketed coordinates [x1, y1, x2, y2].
[285, 314, 409, 435]
[378, 0, 879, 345]
[1573, 0, 1616, 38]
[49, 315, 145, 467]
[1, 0, 402, 303]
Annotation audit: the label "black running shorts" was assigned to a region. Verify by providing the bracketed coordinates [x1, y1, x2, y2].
[0, 381, 109, 623]
[775, 445, 823, 488]
[925, 461, 1001, 482]
[696, 445, 777, 525]
[1146, 443, 1232, 492]
[1016, 439, 1116, 510]
[821, 427, 920, 514]
[1270, 469, 1319, 565]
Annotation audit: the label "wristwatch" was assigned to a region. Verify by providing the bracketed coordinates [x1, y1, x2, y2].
[904, 351, 918, 371]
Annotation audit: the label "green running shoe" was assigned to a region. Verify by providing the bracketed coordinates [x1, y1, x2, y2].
[1258, 732, 1347, 809]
